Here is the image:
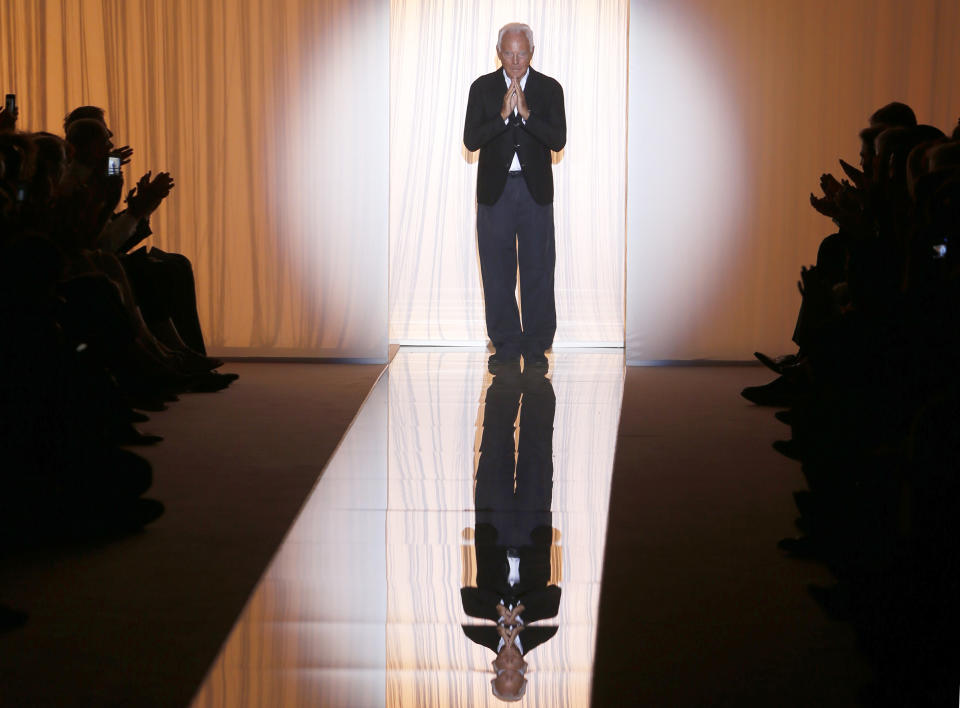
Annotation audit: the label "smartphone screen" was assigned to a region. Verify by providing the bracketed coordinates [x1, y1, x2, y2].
[4, 94, 15, 112]
[107, 155, 121, 176]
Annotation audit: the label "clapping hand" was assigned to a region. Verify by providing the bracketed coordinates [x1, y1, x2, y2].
[126, 170, 175, 219]
[819, 173, 843, 200]
[112, 145, 134, 166]
[839, 159, 864, 189]
[810, 171, 861, 225]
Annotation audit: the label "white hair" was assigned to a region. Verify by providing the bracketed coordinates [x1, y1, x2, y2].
[497, 23, 534, 51]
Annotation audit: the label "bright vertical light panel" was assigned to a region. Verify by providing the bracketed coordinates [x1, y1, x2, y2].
[625, 0, 747, 363]
[389, 0, 628, 347]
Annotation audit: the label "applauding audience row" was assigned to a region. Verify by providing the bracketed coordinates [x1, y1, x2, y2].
[0, 100, 236, 538]
[744, 103, 960, 704]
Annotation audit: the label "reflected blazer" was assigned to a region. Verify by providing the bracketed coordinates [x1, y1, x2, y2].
[463, 67, 566, 206]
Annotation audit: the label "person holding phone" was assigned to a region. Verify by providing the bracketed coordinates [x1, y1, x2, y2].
[1, 93, 18, 132]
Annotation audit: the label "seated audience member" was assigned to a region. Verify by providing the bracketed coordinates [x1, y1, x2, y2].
[744, 102, 960, 705]
[63, 106, 209, 354]
[0, 95, 238, 551]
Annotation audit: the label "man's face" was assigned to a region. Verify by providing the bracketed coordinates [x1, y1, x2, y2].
[498, 32, 533, 80]
[91, 127, 114, 161]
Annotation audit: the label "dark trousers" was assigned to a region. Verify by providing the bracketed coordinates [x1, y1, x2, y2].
[121, 247, 207, 354]
[475, 371, 556, 550]
[477, 173, 557, 358]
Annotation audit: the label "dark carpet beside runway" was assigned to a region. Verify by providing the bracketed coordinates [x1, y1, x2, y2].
[591, 366, 873, 707]
[0, 362, 384, 708]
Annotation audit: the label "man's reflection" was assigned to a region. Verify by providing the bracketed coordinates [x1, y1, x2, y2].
[461, 364, 559, 702]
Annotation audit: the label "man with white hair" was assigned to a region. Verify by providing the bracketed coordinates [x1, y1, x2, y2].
[464, 22, 566, 373]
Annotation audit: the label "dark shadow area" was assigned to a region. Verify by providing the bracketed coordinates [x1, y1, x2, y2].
[0, 100, 239, 552]
[0, 98, 241, 693]
[462, 364, 559, 702]
[746, 103, 960, 706]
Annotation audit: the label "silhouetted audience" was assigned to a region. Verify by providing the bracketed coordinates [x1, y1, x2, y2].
[744, 102, 960, 706]
[0, 98, 238, 557]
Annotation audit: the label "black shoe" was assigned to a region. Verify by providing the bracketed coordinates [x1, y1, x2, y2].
[127, 394, 168, 412]
[741, 376, 798, 406]
[113, 424, 164, 446]
[524, 353, 549, 372]
[792, 490, 820, 517]
[754, 351, 799, 374]
[0, 605, 28, 633]
[488, 353, 520, 374]
[807, 583, 852, 620]
[184, 371, 237, 393]
[774, 409, 794, 425]
[773, 438, 805, 461]
[777, 535, 819, 558]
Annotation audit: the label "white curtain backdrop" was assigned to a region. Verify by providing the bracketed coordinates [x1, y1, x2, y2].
[389, 0, 627, 346]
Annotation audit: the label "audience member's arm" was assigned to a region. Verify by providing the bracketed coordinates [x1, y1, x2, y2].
[0, 106, 17, 133]
[97, 171, 173, 252]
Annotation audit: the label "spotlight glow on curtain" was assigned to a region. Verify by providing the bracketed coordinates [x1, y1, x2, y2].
[625, 0, 960, 362]
[0, 0, 389, 359]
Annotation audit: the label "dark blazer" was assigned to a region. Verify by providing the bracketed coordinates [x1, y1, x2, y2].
[461, 624, 558, 655]
[463, 67, 566, 206]
[461, 585, 562, 624]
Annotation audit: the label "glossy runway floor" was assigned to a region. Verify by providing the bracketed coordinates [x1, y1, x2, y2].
[192, 348, 624, 707]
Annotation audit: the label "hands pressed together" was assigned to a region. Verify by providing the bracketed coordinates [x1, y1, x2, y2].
[500, 79, 530, 122]
[496, 602, 525, 625]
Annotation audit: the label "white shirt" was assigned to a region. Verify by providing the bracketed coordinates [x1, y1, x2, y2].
[496, 633, 524, 653]
[507, 555, 520, 586]
[503, 68, 529, 172]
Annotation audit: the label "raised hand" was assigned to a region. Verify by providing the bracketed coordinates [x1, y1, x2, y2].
[112, 145, 134, 166]
[810, 192, 841, 219]
[819, 173, 843, 200]
[501, 82, 518, 120]
[839, 159, 864, 189]
[127, 170, 175, 219]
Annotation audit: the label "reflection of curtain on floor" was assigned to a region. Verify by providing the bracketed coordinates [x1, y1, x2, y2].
[388, 0, 628, 346]
[1, 0, 388, 357]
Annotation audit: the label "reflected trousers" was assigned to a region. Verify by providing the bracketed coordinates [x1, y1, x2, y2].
[477, 173, 557, 358]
